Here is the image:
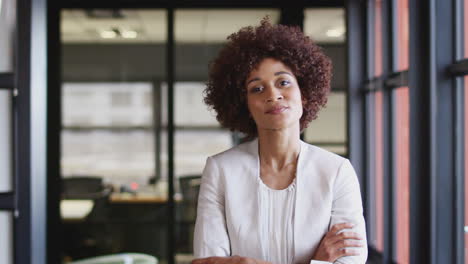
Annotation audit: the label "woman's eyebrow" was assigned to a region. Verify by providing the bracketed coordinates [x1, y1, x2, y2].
[247, 71, 292, 84]
[274, 71, 292, 76]
[246, 77, 260, 85]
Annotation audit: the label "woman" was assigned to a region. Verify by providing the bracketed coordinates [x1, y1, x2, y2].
[193, 18, 367, 264]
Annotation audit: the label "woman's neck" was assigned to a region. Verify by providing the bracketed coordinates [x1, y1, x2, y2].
[257, 126, 301, 172]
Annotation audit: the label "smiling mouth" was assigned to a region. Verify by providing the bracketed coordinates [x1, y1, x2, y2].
[266, 106, 289, 114]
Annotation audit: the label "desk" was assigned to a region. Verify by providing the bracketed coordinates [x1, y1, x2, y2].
[109, 193, 182, 204]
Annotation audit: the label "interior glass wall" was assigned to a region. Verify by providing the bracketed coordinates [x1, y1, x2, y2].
[60, 9, 168, 264]
[0, 89, 12, 193]
[0, 0, 15, 194]
[0, 212, 13, 264]
[303, 8, 347, 156]
[0, 0, 15, 72]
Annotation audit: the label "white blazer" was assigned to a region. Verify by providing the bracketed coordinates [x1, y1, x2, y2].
[194, 138, 368, 264]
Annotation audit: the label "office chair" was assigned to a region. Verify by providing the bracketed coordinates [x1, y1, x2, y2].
[62, 176, 118, 260]
[62, 176, 112, 200]
[176, 175, 201, 253]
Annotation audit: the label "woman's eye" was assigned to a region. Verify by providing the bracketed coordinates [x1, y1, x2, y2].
[251, 87, 263, 93]
[280, 80, 290, 86]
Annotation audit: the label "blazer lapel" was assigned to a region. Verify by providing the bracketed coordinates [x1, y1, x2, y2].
[293, 140, 308, 264]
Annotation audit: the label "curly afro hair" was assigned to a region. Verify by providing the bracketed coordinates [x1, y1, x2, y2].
[203, 17, 332, 139]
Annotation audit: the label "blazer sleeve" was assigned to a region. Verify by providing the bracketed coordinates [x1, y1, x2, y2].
[329, 159, 368, 264]
[193, 157, 231, 258]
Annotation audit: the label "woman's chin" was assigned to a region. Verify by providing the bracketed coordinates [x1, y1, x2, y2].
[259, 123, 299, 132]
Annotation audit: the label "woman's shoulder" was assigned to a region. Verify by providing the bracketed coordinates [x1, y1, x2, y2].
[208, 139, 257, 164]
[300, 141, 349, 169]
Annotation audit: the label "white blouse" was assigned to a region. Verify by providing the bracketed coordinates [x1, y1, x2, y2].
[258, 176, 297, 264]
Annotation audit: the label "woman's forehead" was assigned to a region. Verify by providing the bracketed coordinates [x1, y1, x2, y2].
[246, 58, 294, 81]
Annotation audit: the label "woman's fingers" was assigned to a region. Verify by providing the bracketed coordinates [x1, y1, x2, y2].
[191, 256, 252, 264]
[333, 237, 365, 248]
[328, 231, 364, 245]
[328, 222, 354, 236]
[337, 248, 361, 258]
[327, 223, 364, 259]
[192, 257, 218, 264]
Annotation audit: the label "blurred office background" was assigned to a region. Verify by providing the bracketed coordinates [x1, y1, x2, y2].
[1, 0, 468, 264]
[58, 8, 346, 264]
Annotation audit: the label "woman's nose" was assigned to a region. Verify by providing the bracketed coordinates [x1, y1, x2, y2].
[265, 87, 283, 102]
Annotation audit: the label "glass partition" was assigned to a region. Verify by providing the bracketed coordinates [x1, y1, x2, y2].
[0, 0, 16, 72]
[0, 212, 13, 264]
[60, 9, 168, 264]
[0, 90, 12, 192]
[303, 8, 347, 156]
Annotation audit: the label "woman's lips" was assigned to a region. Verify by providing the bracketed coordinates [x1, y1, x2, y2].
[266, 106, 289, 114]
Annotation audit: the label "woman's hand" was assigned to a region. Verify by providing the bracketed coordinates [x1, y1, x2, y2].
[192, 256, 258, 264]
[311, 223, 365, 262]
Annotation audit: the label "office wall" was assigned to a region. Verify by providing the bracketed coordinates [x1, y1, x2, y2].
[61, 43, 346, 91]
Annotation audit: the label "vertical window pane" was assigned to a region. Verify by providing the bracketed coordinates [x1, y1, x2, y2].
[61, 9, 167, 263]
[370, 2, 384, 253]
[374, 91, 384, 251]
[174, 9, 279, 262]
[394, 87, 410, 264]
[0, 0, 15, 72]
[464, 0, 468, 60]
[395, 0, 410, 262]
[375, 0, 383, 76]
[0, 90, 12, 192]
[0, 212, 13, 264]
[303, 8, 347, 155]
[396, 0, 409, 71]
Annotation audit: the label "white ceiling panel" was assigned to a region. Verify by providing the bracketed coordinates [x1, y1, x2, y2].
[304, 8, 345, 43]
[61, 8, 344, 44]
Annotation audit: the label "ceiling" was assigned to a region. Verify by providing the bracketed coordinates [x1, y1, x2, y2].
[61, 8, 345, 44]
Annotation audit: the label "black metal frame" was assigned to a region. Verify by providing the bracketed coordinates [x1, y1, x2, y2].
[448, 58, 468, 76]
[0, 73, 14, 89]
[46, 3, 62, 264]
[0, 192, 15, 210]
[346, 0, 367, 207]
[454, 0, 465, 263]
[382, 1, 395, 263]
[166, 8, 176, 264]
[14, 0, 33, 261]
[430, 0, 461, 262]
[408, 0, 435, 262]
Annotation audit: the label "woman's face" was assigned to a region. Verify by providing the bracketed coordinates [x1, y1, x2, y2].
[245, 58, 303, 132]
